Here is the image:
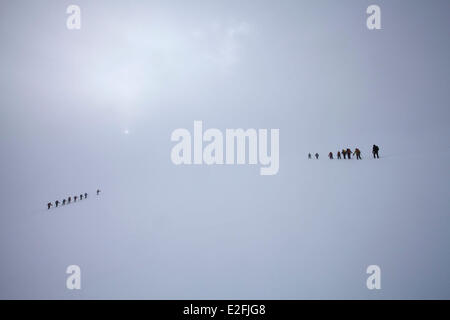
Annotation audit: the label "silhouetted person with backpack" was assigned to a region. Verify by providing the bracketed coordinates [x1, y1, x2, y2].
[80, 194, 83, 200]
[337, 151, 341, 159]
[342, 149, 347, 159]
[55, 200, 59, 208]
[308, 153, 312, 159]
[346, 148, 352, 159]
[68, 197, 71, 204]
[74, 196, 77, 202]
[84, 193, 87, 199]
[315, 153, 319, 159]
[373, 145, 380, 158]
[354, 148, 362, 160]
[47, 202, 53, 210]
[328, 152, 333, 159]
[62, 199, 66, 205]
[97, 189, 101, 195]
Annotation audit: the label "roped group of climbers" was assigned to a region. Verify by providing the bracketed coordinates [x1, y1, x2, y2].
[47, 189, 101, 210]
[309, 145, 380, 160]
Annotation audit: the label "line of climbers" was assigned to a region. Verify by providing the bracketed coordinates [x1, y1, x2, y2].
[47, 189, 101, 210]
[309, 145, 380, 160]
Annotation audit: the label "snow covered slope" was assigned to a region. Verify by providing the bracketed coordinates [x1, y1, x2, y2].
[1, 144, 449, 299]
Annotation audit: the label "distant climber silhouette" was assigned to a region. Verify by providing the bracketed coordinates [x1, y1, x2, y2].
[55, 200, 59, 208]
[84, 192, 88, 199]
[97, 189, 101, 195]
[47, 202, 53, 210]
[328, 152, 334, 159]
[346, 148, 352, 159]
[342, 149, 347, 159]
[372, 145, 380, 159]
[68, 197, 71, 204]
[80, 194, 83, 200]
[337, 151, 341, 159]
[62, 199, 66, 205]
[74, 196, 77, 202]
[354, 148, 362, 160]
[315, 153, 319, 159]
